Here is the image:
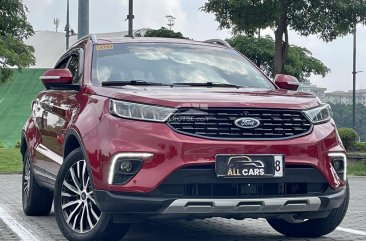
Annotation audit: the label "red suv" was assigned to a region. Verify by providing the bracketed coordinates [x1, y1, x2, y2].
[21, 36, 348, 241]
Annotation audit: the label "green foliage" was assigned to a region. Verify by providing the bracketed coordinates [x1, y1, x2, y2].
[202, 0, 366, 75]
[338, 128, 358, 151]
[0, 140, 5, 148]
[202, 1, 277, 35]
[144, 27, 185, 39]
[228, 35, 274, 74]
[228, 35, 329, 80]
[330, 103, 366, 142]
[350, 142, 366, 152]
[0, 0, 35, 83]
[285, 46, 330, 80]
[14, 140, 21, 149]
[202, 0, 366, 42]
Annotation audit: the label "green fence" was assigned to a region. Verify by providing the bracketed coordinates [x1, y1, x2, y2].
[0, 69, 46, 147]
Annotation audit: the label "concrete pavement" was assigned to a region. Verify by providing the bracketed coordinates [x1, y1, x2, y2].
[0, 175, 365, 241]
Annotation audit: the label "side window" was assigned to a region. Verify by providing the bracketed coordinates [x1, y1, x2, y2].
[67, 55, 80, 84]
[54, 49, 83, 84]
[55, 57, 69, 69]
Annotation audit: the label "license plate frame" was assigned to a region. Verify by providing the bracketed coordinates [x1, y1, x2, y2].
[215, 154, 284, 178]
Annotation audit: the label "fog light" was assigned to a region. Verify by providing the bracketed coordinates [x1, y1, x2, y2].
[332, 159, 344, 172]
[120, 160, 133, 172]
[108, 153, 153, 185]
[329, 153, 347, 181]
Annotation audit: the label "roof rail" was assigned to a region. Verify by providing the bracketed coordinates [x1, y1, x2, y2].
[204, 39, 231, 48]
[88, 34, 98, 43]
[69, 34, 98, 49]
[78, 34, 97, 44]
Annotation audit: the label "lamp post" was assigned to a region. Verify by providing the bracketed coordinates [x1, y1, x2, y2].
[352, 26, 364, 130]
[65, 0, 70, 49]
[127, 0, 134, 37]
[352, 27, 357, 130]
[78, 0, 89, 39]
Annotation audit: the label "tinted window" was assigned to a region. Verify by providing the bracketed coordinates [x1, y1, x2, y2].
[55, 57, 69, 69]
[92, 43, 274, 89]
[68, 55, 80, 84]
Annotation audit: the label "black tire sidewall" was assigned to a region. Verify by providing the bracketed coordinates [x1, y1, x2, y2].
[267, 181, 350, 237]
[22, 150, 53, 216]
[21, 151, 30, 211]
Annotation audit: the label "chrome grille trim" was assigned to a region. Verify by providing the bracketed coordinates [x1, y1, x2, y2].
[167, 108, 313, 140]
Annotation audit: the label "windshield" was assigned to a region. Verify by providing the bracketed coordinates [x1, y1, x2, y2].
[91, 43, 274, 89]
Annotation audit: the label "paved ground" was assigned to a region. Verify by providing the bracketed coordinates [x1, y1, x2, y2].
[0, 175, 365, 241]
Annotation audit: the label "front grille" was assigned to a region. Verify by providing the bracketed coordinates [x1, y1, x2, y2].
[168, 108, 312, 140]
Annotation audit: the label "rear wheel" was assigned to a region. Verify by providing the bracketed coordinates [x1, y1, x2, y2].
[267, 182, 349, 237]
[22, 150, 53, 216]
[54, 148, 129, 241]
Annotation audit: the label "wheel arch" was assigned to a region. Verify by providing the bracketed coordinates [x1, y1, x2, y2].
[64, 129, 95, 187]
[20, 131, 28, 163]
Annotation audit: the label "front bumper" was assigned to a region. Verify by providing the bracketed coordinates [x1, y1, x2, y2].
[83, 115, 346, 192]
[94, 188, 346, 221]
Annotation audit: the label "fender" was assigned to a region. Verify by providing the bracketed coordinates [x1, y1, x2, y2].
[64, 128, 96, 187]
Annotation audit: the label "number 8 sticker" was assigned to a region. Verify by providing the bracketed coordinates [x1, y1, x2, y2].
[274, 155, 284, 177]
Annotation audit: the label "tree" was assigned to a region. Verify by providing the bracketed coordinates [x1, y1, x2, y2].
[202, 0, 366, 76]
[0, 0, 35, 83]
[228, 35, 274, 74]
[144, 27, 186, 39]
[228, 35, 329, 81]
[330, 103, 366, 141]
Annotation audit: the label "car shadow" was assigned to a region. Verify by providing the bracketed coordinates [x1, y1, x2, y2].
[123, 218, 336, 241]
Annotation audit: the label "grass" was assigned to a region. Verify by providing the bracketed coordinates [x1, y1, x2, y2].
[0, 148, 22, 174]
[348, 161, 366, 176]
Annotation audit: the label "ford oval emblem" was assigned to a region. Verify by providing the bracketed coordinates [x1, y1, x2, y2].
[234, 117, 260, 129]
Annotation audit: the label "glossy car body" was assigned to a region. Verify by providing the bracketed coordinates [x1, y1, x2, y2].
[21, 37, 348, 239]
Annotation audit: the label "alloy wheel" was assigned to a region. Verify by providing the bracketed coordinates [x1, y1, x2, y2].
[61, 160, 101, 233]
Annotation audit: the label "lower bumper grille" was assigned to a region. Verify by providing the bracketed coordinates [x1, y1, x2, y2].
[156, 165, 331, 198]
[159, 182, 327, 197]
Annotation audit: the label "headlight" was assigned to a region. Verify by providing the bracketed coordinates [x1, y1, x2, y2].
[303, 104, 332, 124]
[110, 99, 176, 122]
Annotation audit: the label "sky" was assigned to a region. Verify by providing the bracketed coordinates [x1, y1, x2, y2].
[22, 0, 366, 92]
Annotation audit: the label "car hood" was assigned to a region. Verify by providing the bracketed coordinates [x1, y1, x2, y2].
[91, 86, 320, 110]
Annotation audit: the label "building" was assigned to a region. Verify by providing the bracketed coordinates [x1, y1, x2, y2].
[295, 82, 366, 107]
[298, 82, 327, 100]
[324, 90, 366, 106]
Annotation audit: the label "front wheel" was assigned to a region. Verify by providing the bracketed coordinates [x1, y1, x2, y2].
[54, 148, 129, 241]
[267, 182, 349, 237]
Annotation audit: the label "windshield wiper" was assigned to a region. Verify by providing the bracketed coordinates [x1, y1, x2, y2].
[172, 82, 243, 88]
[102, 80, 169, 87]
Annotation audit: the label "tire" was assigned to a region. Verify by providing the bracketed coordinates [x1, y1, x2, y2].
[54, 148, 129, 241]
[22, 150, 53, 216]
[267, 181, 350, 238]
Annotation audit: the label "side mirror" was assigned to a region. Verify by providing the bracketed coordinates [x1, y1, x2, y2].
[274, 74, 300, 91]
[40, 69, 73, 89]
